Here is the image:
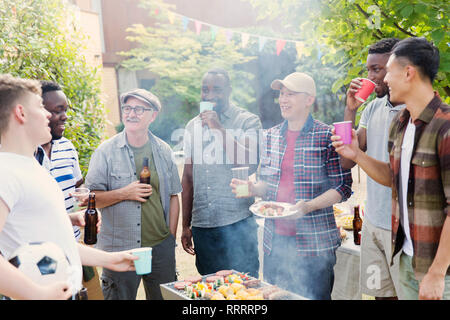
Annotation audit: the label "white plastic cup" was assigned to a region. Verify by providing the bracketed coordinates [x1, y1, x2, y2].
[199, 101, 214, 113]
[232, 166, 249, 197]
[131, 247, 152, 275]
[72, 187, 90, 212]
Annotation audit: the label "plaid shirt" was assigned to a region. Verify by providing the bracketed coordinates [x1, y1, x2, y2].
[388, 94, 450, 279]
[259, 115, 353, 256]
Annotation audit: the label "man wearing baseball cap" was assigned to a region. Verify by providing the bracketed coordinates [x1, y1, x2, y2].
[85, 88, 182, 300]
[231, 72, 352, 299]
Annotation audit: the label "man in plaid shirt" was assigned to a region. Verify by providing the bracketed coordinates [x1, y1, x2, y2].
[231, 72, 352, 299]
[333, 37, 450, 300]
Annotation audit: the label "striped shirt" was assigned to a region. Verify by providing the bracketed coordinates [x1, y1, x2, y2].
[259, 115, 353, 256]
[388, 94, 450, 279]
[36, 137, 83, 240]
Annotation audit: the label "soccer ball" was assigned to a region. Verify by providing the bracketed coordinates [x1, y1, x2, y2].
[8, 241, 72, 286]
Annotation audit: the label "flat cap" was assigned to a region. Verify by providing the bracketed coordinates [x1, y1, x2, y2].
[120, 88, 162, 112]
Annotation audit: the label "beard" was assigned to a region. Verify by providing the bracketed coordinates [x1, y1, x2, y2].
[212, 99, 226, 113]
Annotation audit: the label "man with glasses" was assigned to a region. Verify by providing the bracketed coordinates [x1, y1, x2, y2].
[231, 72, 352, 299]
[85, 89, 182, 300]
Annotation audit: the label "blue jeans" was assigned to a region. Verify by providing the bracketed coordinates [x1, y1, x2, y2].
[263, 233, 337, 300]
[192, 216, 259, 278]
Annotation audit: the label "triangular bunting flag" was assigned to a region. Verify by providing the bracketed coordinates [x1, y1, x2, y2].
[195, 20, 202, 35]
[259, 37, 267, 52]
[226, 30, 233, 43]
[241, 33, 250, 48]
[296, 42, 305, 58]
[317, 44, 323, 60]
[167, 11, 175, 24]
[276, 40, 286, 56]
[210, 26, 218, 41]
[182, 16, 189, 31]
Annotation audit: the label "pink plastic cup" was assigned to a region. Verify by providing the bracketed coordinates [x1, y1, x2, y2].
[355, 78, 376, 102]
[334, 121, 353, 145]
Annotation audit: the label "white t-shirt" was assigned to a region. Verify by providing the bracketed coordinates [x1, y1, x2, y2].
[0, 152, 82, 291]
[400, 120, 415, 256]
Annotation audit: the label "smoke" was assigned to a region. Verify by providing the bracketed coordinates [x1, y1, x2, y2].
[174, 121, 260, 166]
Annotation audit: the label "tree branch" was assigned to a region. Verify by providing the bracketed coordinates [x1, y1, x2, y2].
[354, 4, 385, 38]
[444, 86, 450, 97]
[376, 5, 416, 37]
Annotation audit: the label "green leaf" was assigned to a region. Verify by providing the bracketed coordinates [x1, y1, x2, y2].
[431, 29, 445, 45]
[332, 78, 345, 94]
[400, 5, 414, 17]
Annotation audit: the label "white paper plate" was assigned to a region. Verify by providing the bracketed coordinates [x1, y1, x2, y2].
[249, 201, 297, 219]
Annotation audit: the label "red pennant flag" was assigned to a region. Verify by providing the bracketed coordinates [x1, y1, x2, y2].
[276, 40, 286, 56]
[195, 20, 202, 35]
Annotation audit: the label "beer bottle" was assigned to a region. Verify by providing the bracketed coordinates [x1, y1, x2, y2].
[353, 205, 362, 245]
[84, 193, 98, 245]
[139, 157, 151, 200]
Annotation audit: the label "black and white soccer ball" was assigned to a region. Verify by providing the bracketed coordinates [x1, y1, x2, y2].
[8, 241, 72, 286]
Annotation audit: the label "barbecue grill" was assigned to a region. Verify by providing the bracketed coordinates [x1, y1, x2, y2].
[160, 270, 308, 300]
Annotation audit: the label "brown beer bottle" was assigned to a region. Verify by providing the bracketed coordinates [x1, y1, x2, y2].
[84, 193, 98, 245]
[139, 157, 151, 200]
[353, 205, 362, 245]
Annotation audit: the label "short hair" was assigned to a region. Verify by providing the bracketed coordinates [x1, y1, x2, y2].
[40, 80, 62, 95]
[392, 37, 440, 82]
[0, 74, 41, 135]
[204, 68, 231, 87]
[368, 38, 400, 55]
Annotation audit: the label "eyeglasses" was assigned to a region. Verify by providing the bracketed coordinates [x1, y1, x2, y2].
[121, 105, 155, 115]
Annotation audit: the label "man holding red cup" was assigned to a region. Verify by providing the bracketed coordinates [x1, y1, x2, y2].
[334, 37, 450, 300]
[339, 38, 406, 300]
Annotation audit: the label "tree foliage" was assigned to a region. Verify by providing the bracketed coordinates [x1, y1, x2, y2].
[247, 0, 449, 102]
[0, 0, 105, 175]
[119, 0, 257, 142]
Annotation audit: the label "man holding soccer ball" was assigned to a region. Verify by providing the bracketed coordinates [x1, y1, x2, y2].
[0, 75, 138, 300]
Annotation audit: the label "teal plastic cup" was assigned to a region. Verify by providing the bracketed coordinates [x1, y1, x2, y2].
[131, 247, 152, 275]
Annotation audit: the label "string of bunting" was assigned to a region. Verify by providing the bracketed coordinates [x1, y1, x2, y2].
[152, 8, 321, 59]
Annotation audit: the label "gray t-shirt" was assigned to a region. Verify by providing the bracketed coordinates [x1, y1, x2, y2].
[358, 96, 405, 230]
[183, 103, 262, 228]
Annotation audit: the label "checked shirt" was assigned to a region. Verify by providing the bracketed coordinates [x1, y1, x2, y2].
[388, 94, 450, 279]
[259, 115, 353, 256]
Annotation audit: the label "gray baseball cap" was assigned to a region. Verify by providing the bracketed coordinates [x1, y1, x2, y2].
[120, 88, 162, 112]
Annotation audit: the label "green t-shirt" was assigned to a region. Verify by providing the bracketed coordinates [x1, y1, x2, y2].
[130, 141, 170, 247]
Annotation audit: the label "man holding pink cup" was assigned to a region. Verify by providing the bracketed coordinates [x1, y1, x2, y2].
[333, 38, 405, 301]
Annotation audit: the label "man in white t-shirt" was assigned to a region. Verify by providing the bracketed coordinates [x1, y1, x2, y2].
[0, 74, 137, 300]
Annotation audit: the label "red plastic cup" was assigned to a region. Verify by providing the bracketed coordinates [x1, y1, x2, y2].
[355, 78, 376, 102]
[334, 121, 353, 145]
